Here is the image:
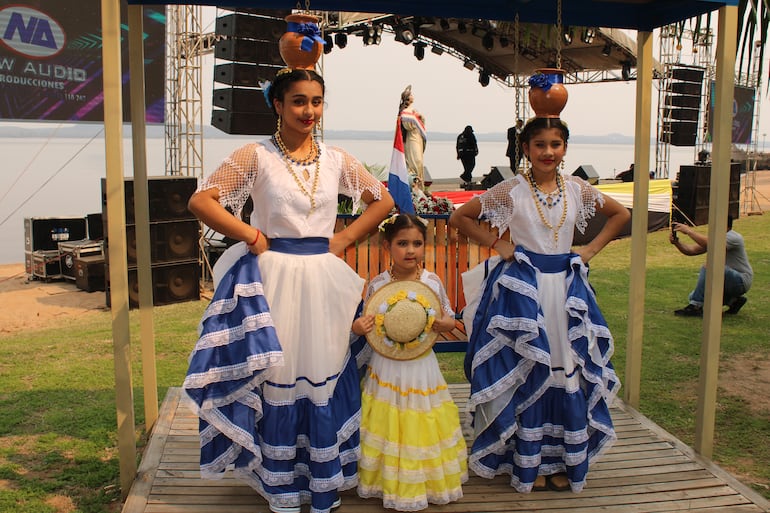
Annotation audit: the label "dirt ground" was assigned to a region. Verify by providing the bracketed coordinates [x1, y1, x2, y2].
[2, 171, 769, 407]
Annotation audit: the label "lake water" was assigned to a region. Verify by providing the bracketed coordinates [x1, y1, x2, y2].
[0, 134, 699, 265]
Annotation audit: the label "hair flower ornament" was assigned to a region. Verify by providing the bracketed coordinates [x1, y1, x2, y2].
[259, 80, 272, 108]
[378, 213, 399, 232]
[286, 21, 326, 52]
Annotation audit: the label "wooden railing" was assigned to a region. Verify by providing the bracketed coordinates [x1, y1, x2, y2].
[336, 214, 498, 313]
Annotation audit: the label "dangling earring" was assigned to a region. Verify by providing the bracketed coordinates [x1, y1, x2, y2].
[276, 116, 282, 133]
[560, 160, 565, 173]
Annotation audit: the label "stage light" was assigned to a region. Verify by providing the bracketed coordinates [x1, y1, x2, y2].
[431, 44, 444, 55]
[323, 34, 333, 54]
[394, 21, 416, 44]
[413, 41, 427, 61]
[463, 58, 475, 70]
[521, 47, 537, 61]
[439, 18, 450, 31]
[457, 21, 467, 34]
[372, 24, 382, 45]
[580, 27, 595, 44]
[621, 61, 632, 80]
[334, 32, 347, 49]
[482, 33, 494, 51]
[479, 69, 490, 87]
[601, 41, 612, 56]
[562, 26, 573, 46]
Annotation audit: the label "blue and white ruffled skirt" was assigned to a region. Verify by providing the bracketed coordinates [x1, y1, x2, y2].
[464, 247, 620, 493]
[184, 239, 366, 513]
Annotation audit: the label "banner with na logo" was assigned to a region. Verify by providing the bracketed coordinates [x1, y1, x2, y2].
[0, 2, 165, 122]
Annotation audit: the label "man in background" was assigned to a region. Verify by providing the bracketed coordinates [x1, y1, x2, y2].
[670, 215, 752, 317]
[505, 119, 524, 171]
[456, 125, 479, 183]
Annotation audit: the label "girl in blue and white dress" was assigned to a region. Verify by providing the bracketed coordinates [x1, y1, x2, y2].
[183, 68, 393, 513]
[449, 117, 630, 493]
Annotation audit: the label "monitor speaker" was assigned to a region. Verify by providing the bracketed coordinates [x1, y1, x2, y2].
[572, 164, 600, 184]
[481, 165, 515, 189]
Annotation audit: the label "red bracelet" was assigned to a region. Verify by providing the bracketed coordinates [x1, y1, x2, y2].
[247, 230, 261, 246]
[490, 238, 502, 250]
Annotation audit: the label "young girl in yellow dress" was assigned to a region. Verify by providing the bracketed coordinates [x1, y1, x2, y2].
[353, 214, 468, 511]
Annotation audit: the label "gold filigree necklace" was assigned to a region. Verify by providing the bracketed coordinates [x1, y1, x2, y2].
[272, 132, 321, 216]
[526, 172, 568, 245]
[390, 265, 422, 282]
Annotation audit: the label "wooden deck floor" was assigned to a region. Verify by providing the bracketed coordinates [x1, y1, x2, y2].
[121, 384, 769, 513]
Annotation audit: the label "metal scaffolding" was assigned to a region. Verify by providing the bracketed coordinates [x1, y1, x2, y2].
[164, 5, 207, 179]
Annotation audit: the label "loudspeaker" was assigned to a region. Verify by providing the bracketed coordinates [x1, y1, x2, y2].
[213, 88, 273, 113]
[665, 93, 700, 108]
[670, 81, 702, 96]
[106, 261, 200, 308]
[24, 217, 88, 252]
[481, 165, 515, 189]
[673, 163, 740, 225]
[212, 110, 276, 135]
[101, 176, 198, 224]
[572, 164, 600, 184]
[671, 66, 705, 83]
[215, 38, 283, 65]
[664, 106, 699, 121]
[666, 121, 698, 147]
[215, 13, 285, 40]
[125, 220, 199, 265]
[214, 62, 280, 87]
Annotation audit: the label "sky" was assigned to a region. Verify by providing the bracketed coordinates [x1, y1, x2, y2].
[315, 32, 770, 147]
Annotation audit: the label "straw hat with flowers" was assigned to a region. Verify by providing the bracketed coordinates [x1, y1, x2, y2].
[364, 279, 442, 361]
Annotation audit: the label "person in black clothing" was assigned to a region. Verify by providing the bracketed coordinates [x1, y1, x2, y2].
[457, 125, 479, 183]
[506, 119, 524, 171]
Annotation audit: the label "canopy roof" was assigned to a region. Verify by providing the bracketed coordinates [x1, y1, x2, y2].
[127, 0, 738, 32]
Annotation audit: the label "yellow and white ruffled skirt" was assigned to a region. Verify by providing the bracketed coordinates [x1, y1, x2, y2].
[358, 351, 468, 511]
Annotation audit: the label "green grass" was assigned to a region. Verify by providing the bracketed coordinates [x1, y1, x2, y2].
[1, 215, 768, 511]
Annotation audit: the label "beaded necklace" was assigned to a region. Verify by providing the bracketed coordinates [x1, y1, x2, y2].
[529, 173, 563, 208]
[526, 172, 568, 245]
[272, 132, 321, 216]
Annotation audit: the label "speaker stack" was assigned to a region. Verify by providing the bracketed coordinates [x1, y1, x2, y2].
[673, 163, 740, 226]
[661, 66, 704, 147]
[101, 176, 201, 307]
[211, 9, 289, 135]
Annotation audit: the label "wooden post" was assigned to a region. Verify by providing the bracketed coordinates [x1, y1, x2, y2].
[624, 30, 653, 408]
[101, 0, 136, 498]
[695, 4, 737, 458]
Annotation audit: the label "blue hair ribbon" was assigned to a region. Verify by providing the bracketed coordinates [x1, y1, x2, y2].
[286, 22, 326, 52]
